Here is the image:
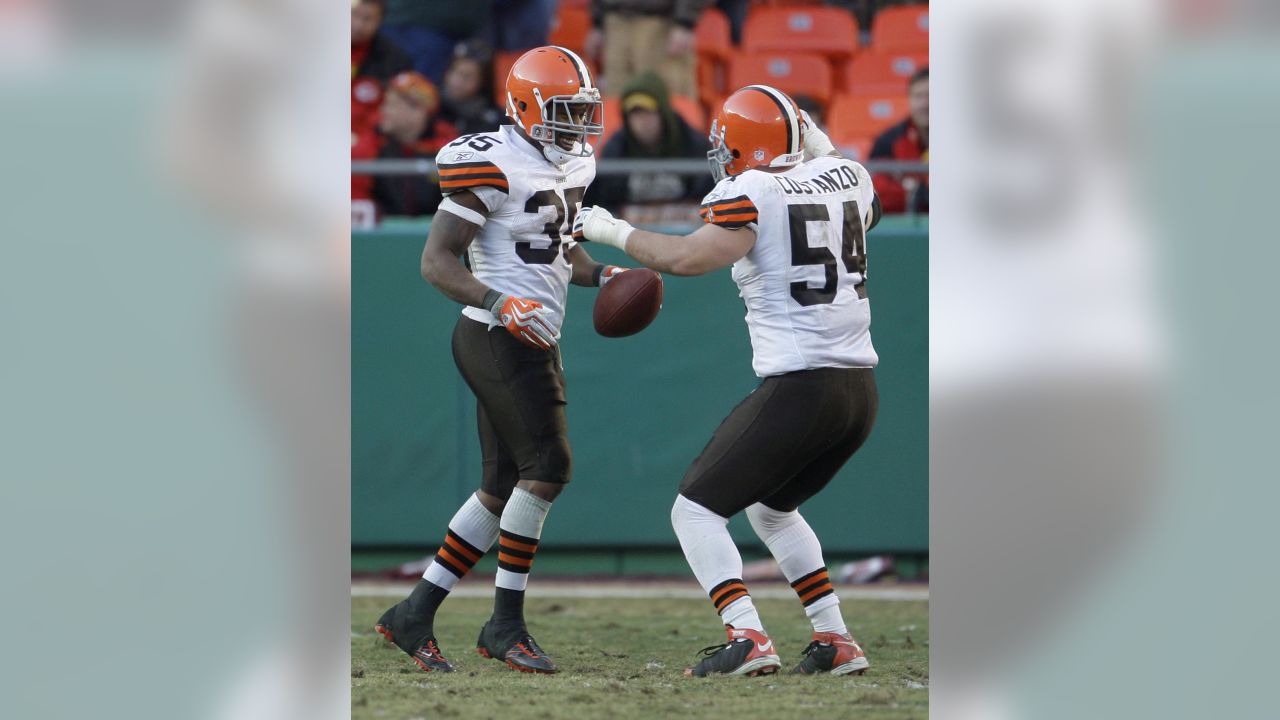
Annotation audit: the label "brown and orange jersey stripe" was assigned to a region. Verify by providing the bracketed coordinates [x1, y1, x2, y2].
[790, 566, 835, 607]
[438, 161, 509, 194]
[699, 194, 759, 229]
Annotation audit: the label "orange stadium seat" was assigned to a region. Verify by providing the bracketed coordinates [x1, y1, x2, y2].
[695, 8, 733, 60]
[843, 50, 927, 95]
[670, 94, 708, 134]
[728, 52, 835, 108]
[548, 5, 592, 55]
[838, 137, 874, 163]
[826, 92, 909, 144]
[742, 7, 859, 63]
[871, 5, 929, 53]
[492, 50, 521, 107]
[695, 9, 733, 112]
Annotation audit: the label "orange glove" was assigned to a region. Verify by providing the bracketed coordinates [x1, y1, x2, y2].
[487, 292, 558, 350]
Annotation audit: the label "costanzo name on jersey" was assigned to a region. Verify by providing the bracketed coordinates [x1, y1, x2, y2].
[771, 165, 860, 196]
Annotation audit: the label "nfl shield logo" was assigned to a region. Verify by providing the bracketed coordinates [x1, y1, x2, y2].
[754, 149, 765, 161]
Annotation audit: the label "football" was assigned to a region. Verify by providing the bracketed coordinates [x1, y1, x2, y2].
[593, 268, 664, 337]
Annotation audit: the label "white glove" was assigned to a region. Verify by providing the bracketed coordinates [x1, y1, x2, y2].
[799, 109, 837, 159]
[572, 205, 635, 251]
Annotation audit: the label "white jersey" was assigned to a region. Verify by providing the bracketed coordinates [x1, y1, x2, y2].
[700, 155, 879, 377]
[435, 124, 595, 332]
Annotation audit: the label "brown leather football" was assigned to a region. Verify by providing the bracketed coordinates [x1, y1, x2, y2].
[593, 268, 664, 337]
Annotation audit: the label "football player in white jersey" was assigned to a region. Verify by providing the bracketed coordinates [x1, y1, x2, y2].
[374, 46, 629, 675]
[574, 85, 883, 677]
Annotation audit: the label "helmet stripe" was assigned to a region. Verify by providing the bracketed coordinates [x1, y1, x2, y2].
[549, 45, 592, 89]
[747, 84, 799, 156]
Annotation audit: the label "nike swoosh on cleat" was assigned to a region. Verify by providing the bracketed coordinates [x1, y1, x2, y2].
[756, 640, 773, 652]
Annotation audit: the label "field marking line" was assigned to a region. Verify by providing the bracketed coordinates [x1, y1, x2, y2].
[352, 581, 927, 602]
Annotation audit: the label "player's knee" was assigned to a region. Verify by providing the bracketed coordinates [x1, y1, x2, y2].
[671, 494, 727, 533]
[517, 479, 563, 502]
[475, 490, 507, 515]
[746, 502, 801, 534]
[536, 436, 572, 485]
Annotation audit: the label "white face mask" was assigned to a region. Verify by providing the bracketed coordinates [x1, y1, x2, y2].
[515, 87, 604, 164]
[706, 119, 732, 182]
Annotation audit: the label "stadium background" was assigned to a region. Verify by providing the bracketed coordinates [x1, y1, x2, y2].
[352, 1, 929, 575]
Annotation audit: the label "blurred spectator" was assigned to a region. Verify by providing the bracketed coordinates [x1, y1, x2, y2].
[483, 0, 555, 53]
[715, 0, 748, 45]
[355, 72, 460, 217]
[870, 66, 928, 213]
[379, 0, 494, 85]
[352, 0, 412, 137]
[439, 42, 506, 135]
[585, 72, 714, 208]
[585, 0, 711, 97]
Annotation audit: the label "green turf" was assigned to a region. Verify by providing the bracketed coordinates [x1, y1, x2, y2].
[352, 594, 928, 719]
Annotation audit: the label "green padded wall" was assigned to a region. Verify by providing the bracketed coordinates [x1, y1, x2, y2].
[353, 217, 927, 553]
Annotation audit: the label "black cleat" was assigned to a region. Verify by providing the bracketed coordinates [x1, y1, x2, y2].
[792, 631, 869, 676]
[684, 626, 782, 677]
[374, 602, 456, 673]
[475, 621, 558, 674]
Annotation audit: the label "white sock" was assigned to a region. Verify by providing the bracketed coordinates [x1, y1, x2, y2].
[720, 595, 765, 633]
[746, 502, 847, 636]
[671, 495, 765, 632]
[808, 602, 848, 635]
[422, 493, 501, 591]
[494, 488, 551, 592]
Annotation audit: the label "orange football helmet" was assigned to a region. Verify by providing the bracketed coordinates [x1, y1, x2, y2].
[505, 45, 603, 163]
[707, 85, 806, 181]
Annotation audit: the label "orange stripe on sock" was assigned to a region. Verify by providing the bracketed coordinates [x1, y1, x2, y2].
[434, 551, 466, 576]
[710, 582, 747, 606]
[500, 537, 538, 553]
[497, 552, 534, 568]
[715, 589, 749, 611]
[443, 536, 480, 564]
[792, 571, 830, 595]
[799, 582, 833, 604]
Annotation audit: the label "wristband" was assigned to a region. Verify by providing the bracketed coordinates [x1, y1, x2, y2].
[481, 288, 504, 313]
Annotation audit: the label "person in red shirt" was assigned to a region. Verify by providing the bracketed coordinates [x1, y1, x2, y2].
[869, 67, 928, 214]
[354, 72, 460, 218]
[352, 0, 412, 138]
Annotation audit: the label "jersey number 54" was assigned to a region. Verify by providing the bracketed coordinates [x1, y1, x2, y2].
[787, 199, 868, 306]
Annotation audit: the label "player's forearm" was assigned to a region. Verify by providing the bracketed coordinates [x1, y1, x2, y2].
[421, 250, 493, 308]
[567, 245, 604, 287]
[623, 228, 708, 276]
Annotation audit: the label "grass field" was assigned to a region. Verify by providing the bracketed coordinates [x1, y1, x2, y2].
[352, 589, 928, 719]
